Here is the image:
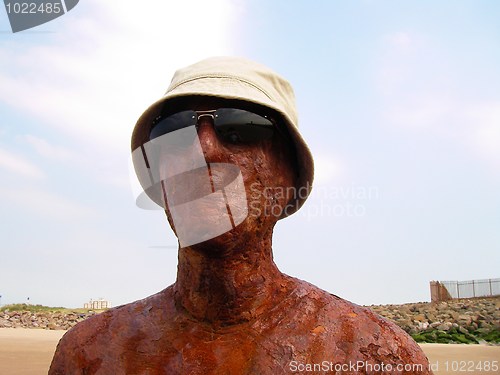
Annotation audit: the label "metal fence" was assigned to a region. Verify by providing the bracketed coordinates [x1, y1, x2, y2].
[430, 278, 500, 302]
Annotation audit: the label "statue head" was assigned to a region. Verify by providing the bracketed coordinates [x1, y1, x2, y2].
[131, 57, 314, 250]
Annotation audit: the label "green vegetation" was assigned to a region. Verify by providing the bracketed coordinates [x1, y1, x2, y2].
[1, 304, 95, 314]
[412, 327, 500, 344]
[480, 329, 500, 343]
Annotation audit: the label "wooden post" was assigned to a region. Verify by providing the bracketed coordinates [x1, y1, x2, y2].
[430, 281, 437, 302]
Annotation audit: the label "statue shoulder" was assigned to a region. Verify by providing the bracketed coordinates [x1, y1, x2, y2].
[48, 287, 175, 374]
[279, 277, 432, 373]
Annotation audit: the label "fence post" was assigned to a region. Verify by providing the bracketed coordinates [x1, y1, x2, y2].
[457, 281, 460, 299]
[472, 280, 476, 298]
[489, 279, 492, 296]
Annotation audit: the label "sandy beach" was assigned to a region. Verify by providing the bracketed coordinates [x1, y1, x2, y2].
[0, 328, 65, 375]
[421, 344, 500, 374]
[0, 328, 498, 374]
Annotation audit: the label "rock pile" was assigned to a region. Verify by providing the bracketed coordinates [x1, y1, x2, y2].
[1, 297, 498, 344]
[0, 310, 96, 330]
[368, 297, 500, 344]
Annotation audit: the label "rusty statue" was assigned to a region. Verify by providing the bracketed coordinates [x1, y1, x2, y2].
[50, 57, 432, 374]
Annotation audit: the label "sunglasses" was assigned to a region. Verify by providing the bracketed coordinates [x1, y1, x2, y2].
[149, 108, 275, 144]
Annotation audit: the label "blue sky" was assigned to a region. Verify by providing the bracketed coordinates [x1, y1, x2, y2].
[0, 0, 499, 308]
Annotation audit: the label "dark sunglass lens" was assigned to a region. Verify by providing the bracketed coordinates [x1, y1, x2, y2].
[214, 109, 274, 143]
[149, 110, 197, 140]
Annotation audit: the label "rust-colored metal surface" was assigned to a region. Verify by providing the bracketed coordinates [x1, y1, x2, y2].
[50, 279, 432, 374]
[50, 108, 432, 374]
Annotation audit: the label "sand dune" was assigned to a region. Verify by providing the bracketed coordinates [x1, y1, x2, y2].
[0, 328, 498, 374]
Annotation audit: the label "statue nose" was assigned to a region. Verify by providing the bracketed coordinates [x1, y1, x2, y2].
[197, 117, 223, 160]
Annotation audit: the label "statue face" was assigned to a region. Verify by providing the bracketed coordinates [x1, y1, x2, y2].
[133, 97, 297, 252]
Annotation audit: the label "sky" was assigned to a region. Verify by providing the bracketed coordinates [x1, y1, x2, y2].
[0, 0, 499, 308]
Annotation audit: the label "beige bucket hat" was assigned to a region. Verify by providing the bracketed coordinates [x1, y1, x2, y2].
[131, 56, 314, 218]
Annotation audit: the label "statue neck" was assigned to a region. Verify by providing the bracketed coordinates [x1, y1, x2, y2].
[173, 228, 285, 326]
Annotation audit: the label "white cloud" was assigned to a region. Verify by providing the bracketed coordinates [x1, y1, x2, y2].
[0, 0, 238, 148]
[377, 31, 424, 96]
[466, 102, 500, 166]
[0, 0, 239, 201]
[376, 31, 500, 172]
[0, 186, 99, 221]
[382, 94, 455, 130]
[387, 32, 413, 49]
[0, 147, 45, 179]
[21, 134, 74, 160]
[311, 153, 343, 185]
